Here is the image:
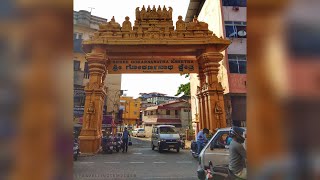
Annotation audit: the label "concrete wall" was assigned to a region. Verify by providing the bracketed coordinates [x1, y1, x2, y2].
[222, 7, 247, 21]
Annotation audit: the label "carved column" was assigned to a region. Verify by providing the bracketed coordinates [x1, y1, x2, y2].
[79, 47, 107, 154]
[197, 70, 206, 130]
[198, 52, 227, 131]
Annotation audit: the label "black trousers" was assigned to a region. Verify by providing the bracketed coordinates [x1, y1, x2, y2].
[122, 138, 128, 152]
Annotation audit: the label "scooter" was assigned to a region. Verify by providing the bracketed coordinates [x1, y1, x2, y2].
[101, 136, 113, 154]
[73, 138, 80, 161]
[198, 161, 243, 180]
[191, 140, 207, 158]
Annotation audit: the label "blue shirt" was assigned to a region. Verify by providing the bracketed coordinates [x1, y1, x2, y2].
[226, 137, 232, 145]
[196, 130, 207, 143]
[122, 130, 129, 139]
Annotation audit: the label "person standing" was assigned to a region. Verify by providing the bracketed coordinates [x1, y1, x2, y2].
[122, 127, 130, 153]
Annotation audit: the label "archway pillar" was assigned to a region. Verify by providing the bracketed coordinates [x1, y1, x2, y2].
[197, 52, 227, 132]
[79, 47, 108, 154]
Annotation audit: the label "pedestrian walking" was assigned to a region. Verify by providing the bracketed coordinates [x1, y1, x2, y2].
[122, 127, 131, 152]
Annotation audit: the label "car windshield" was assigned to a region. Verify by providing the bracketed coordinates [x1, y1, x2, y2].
[160, 127, 175, 134]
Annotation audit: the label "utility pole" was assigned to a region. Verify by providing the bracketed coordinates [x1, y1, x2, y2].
[88, 7, 95, 13]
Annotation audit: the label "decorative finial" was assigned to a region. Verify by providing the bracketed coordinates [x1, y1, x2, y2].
[142, 5, 145, 10]
[125, 16, 129, 21]
[147, 5, 151, 12]
[111, 16, 115, 22]
[152, 5, 156, 11]
[157, 5, 161, 11]
[163, 5, 167, 10]
[178, 15, 182, 20]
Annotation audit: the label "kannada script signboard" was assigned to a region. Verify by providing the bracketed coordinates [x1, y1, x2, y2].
[107, 56, 199, 74]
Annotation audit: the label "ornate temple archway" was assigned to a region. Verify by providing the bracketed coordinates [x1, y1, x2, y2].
[80, 5, 230, 153]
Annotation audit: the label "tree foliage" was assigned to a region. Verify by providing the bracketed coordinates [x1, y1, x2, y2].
[175, 74, 190, 96]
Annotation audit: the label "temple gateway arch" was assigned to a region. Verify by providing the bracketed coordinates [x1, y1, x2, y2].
[80, 5, 230, 153]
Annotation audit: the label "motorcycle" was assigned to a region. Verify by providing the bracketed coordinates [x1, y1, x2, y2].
[180, 138, 185, 149]
[73, 138, 80, 161]
[191, 140, 207, 158]
[101, 136, 114, 154]
[113, 136, 122, 153]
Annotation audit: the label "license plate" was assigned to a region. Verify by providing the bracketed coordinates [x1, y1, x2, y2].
[169, 145, 175, 148]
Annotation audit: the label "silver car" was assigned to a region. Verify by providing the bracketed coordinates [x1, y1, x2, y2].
[197, 127, 246, 179]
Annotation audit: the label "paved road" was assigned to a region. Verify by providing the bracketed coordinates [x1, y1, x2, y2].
[74, 137, 199, 180]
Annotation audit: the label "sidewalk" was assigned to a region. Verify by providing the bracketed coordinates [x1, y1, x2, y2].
[185, 140, 192, 149]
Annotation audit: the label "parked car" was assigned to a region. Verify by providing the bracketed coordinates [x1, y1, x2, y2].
[132, 128, 146, 137]
[151, 125, 181, 153]
[197, 127, 246, 179]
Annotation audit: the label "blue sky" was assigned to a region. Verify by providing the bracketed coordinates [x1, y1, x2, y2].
[74, 0, 191, 98]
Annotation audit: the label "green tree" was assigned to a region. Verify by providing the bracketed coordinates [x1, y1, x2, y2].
[175, 74, 190, 96]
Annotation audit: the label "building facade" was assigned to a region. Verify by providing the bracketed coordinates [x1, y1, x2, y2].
[142, 100, 191, 137]
[119, 96, 141, 126]
[185, 0, 247, 131]
[73, 10, 122, 123]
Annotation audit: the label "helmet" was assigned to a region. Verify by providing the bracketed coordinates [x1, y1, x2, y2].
[229, 126, 245, 143]
[203, 128, 209, 134]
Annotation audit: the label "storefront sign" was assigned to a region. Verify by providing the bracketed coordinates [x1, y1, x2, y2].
[107, 57, 199, 74]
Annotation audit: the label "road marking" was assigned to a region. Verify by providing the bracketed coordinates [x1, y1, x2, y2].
[129, 162, 144, 164]
[153, 162, 166, 164]
[79, 162, 94, 164]
[104, 162, 120, 164]
[133, 153, 142, 154]
[142, 155, 158, 157]
[176, 161, 192, 164]
[205, 152, 229, 155]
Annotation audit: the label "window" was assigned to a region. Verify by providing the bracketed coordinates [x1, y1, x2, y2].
[222, 0, 247, 7]
[78, 33, 83, 39]
[225, 21, 246, 38]
[74, 60, 80, 71]
[175, 110, 178, 115]
[166, 110, 170, 115]
[228, 54, 246, 74]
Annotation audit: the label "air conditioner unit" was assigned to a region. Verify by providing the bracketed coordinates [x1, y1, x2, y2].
[232, 6, 239, 11]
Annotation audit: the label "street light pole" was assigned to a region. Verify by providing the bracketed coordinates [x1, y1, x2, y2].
[192, 96, 199, 137]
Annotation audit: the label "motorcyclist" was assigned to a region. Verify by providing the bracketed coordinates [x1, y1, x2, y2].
[196, 128, 209, 155]
[229, 126, 247, 179]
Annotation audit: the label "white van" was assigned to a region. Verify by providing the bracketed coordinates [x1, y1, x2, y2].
[151, 125, 181, 153]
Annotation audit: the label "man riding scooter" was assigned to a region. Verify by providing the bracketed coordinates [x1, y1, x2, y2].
[196, 128, 210, 156]
[228, 126, 247, 179]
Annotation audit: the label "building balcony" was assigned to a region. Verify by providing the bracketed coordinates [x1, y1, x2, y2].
[146, 115, 180, 119]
